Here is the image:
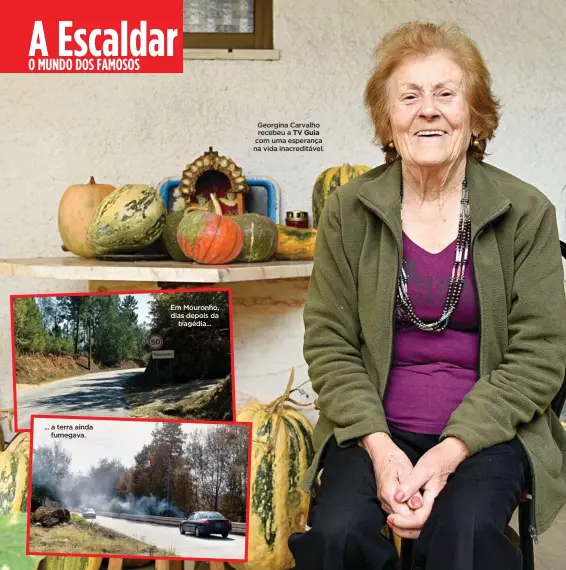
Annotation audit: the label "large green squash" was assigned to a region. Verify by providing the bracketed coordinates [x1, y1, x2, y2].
[87, 184, 166, 255]
[312, 164, 371, 228]
[162, 211, 191, 262]
[234, 214, 278, 262]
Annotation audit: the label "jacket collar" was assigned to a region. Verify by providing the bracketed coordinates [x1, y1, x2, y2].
[357, 157, 512, 240]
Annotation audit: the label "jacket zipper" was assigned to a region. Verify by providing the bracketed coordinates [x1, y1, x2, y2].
[375, 214, 401, 405]
[308, 209, 400, 500]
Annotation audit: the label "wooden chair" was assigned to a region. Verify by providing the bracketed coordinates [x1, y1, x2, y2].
[398, 239, 566, 570]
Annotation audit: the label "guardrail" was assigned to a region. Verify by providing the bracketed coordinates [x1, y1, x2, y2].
[95, 511, 246, 536]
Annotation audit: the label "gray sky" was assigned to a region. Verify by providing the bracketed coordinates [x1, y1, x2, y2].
[32, 417, 216, 474]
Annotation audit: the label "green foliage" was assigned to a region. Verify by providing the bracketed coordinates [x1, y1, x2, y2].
[13, 298, 46, 354]
[0, 512, 44, 570]
[43, 336, 73, 356]
[91, 295, 146, 366]
[14, 294, 147, 366]
[92, 296, 123, 365]
[30, 484, 58, 512]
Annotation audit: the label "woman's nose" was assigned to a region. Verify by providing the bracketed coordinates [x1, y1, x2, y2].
[419, 93, 440, 119]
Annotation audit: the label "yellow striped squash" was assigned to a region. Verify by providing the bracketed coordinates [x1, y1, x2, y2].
[232, 381, 314, 570]
[39, 558, 103, 570]
[312, 164, 371, 228]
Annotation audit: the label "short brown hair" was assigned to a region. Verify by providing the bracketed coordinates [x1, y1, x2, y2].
[364, 21, 500, 162]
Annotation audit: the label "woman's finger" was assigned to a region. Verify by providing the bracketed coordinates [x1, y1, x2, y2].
[390, 499, 414, 516]
[380, 479, 414, 516]
[394, 463, 431, 503]
[388, 490, 436, 530]
[408, 493, 423, 509]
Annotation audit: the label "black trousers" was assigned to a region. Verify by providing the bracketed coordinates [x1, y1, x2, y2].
[288, 426, 530, 570]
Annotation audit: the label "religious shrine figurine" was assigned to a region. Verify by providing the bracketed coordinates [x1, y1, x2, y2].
[218, 191, 240, 216]
[186, 193, 212, 213]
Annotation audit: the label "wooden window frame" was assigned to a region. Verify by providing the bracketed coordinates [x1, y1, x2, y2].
[183, 0, 273, 49]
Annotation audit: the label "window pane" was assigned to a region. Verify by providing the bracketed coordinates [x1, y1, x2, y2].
[184, 0, 254, 33]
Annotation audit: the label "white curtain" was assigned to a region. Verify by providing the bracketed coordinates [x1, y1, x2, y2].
[183, 0, 254, 33]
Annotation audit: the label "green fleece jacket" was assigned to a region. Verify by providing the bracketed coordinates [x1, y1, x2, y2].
[302, 157, 566, 536]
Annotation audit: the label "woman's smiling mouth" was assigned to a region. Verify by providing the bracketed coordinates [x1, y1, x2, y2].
[414, 130, 448, 137]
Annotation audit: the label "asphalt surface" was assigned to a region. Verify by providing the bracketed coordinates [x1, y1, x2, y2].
[17, 368, 145, 429]
[93, 515, 246, 559]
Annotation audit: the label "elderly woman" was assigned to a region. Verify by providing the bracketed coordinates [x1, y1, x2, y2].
[288, 21, 566, 570]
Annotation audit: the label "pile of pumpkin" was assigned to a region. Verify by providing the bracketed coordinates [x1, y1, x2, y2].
[57, 164, 371, 265]
[57, 179, 315, 264]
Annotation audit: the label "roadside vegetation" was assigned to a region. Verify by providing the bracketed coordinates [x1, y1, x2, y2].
[127, 374, 232, 420]
[14, 295, 147, 387]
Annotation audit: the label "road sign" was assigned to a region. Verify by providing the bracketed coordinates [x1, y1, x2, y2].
[148, 334, 164, 350]
[152, 350, 174, 360]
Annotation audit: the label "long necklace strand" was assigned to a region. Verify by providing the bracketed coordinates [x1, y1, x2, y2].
[396, 178, 471, 332]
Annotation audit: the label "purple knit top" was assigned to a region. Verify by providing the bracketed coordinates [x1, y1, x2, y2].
[384, 232, 479, 435]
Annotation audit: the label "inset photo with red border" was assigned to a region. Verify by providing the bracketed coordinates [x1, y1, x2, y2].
[27, 415, 251, 562]
[10, 287, 235, 431]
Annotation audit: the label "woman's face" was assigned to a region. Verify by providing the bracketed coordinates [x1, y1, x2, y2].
[388, 52, 473, 168]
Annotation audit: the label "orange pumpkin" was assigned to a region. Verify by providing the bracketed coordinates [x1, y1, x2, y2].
[176, 193, 244, 264]
[58, 176, 115, 258]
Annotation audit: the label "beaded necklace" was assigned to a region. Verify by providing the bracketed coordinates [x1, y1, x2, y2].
[396, 178, 471, 332]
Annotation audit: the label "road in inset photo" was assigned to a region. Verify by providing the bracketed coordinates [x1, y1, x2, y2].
[89, 513, 246, 559]
[28, 416, 249, 560]
[17, 368, 142, 429]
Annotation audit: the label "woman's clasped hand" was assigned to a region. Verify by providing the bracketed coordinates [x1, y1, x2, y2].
[361, 433, 470, 539]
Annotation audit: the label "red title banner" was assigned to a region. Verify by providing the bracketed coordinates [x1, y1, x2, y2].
[0, 0, 183, 73]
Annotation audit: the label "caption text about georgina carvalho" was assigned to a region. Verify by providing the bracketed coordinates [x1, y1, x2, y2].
[253, 122, 324, 152]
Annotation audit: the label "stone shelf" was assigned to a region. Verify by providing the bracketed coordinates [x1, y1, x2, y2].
[0, 256, 314, 284]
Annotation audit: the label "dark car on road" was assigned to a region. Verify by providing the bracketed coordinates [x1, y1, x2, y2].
[82, 508, 96, 520]
[179, 511, 232, 538]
